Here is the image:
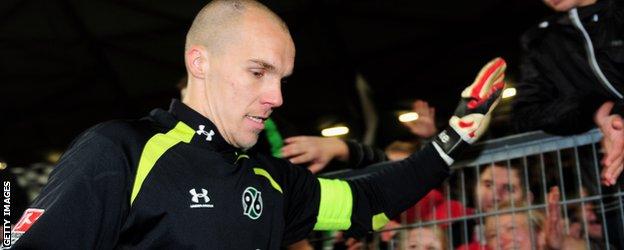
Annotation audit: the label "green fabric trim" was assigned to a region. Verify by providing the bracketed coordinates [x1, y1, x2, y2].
[130, 122, 194, 205]
[372, 213, 390, 231]
[235, 153, 250, 164]
[263, 118, 284, 158]
[253, 168, 283, 194]
[313, 178, 353, 230]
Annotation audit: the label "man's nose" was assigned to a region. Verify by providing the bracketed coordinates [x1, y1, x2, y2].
[585, 208, 597, 221]
[493, 189, 505, 202]
[495, 187, 510, 201]
[261, 82, 283, 108]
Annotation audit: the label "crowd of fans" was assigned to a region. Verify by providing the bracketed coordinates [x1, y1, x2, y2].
[276, 99, 616, 250]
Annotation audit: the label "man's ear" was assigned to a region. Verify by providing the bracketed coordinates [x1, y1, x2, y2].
[185, 45, 208, 79]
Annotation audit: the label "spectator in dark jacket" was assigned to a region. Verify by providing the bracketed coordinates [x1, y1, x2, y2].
[513, 0, 624, 185]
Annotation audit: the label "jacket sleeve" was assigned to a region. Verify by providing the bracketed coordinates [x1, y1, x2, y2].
[512, 39, 601, 135]
[282, 143, 449, 241]
[10, 129, 130, 249]
[344, 140, 387, 169]
[342, 144, 449, 237]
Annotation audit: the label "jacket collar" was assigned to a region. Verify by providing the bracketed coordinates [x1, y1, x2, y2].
[169, 99, 240, 154]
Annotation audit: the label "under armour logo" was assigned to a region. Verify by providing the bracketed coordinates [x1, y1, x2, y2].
[197, 125, 215, 141]
[189, 188, 214, 208]
[190, 188, 209, 203]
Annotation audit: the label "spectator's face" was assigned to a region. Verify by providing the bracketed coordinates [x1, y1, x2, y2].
[476, 165, 524, 212]
[569, 188, 602, 240]
[485, 214, 534, 250]
[542, 0, 596, 12]
[203, 12, 295, 149]
[405, 228, 442, 250]
[578, 203, 603, 239]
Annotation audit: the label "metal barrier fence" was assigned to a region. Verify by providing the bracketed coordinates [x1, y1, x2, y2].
[320, 129, 624, 250]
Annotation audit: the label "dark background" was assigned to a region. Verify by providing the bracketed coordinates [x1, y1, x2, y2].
[0, 0, 551, 166]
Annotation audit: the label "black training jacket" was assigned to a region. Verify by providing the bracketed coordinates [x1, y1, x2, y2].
[9, 100, 450, 249]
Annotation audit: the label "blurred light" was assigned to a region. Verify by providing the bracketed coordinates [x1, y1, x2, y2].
[0, 162, 6, 170]
[399, 112, 419, 123]
[502, 87, 516, 99]
[45, 150, 63, 164]
[321, 126, 349, 137]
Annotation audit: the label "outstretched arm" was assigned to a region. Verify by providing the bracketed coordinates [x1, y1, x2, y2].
[282, 136, 387, 173]
[313, 58, 507, 237]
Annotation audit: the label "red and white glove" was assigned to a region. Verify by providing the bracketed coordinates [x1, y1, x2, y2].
[433, 57, 506, 163]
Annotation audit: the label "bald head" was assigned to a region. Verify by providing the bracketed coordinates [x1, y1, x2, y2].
[182, 0, 295, 150]
[185, 0, 289, 54]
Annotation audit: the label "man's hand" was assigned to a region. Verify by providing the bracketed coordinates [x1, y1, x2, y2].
[451, 57, 506, 143]
[281, 136, 349, 174]
[334, 232, 364, 250]
[403, 100, 437, 138]
[544, 186, 587, 250]
[545, 186, 563, 250]
[594, 101, 624, 186]
[432, 57, 506, 161]
[380, 220, 401, 242]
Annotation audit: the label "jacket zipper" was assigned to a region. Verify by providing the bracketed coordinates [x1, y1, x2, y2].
[569, 8, 623, 99]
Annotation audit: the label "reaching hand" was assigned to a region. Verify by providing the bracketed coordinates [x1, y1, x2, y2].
[404, 100, 437, 138]
[432, 57, 506, 162]
[451, 57, 506, 143]
[380, 220, 401, 242]
[545, 186, 563, 250]
[594, 101, 624, 186]
[334, 232, 364, 250]
[281, 136, 349, 174]
[544, 186, 587, 250]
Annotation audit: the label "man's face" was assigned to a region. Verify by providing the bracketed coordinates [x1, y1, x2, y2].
[405, 228, 443, 250]
[584, 203, 603, 239]
[485, 214, 535, 250]
[203, 12, 295, 149]
[542, 0, 596, 12]
[576, 202, 603, 239]
[476, 165, 525, 212]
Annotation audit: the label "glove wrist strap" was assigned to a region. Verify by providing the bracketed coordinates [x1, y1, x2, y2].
[432, 126, 468, 162]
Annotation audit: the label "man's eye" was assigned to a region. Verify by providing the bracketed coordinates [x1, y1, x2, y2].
[251, 70, 264, 78]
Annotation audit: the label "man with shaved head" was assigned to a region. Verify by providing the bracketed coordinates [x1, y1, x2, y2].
[9, 1, 504, 249]
[183, 0, 294, 151]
